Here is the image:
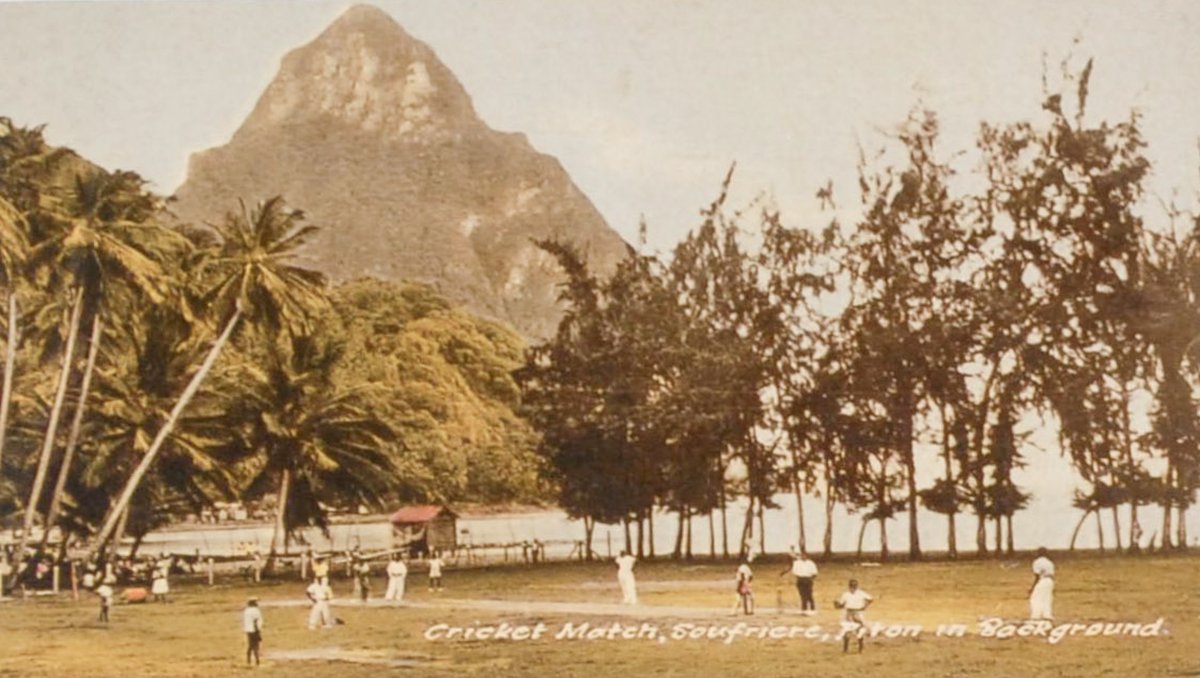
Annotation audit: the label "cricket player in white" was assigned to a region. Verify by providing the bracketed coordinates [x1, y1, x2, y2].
[1028, 547, 1055, 621]
[385, 554, 408, 601]
[306, 579, 334, 630]
[834, 578, 873, 653]
[615, 551, 638, 605]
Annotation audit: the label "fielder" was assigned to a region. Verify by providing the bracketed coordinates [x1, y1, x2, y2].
[834, 578, 874, 653]
[780, 548, 818, 614]
[615, 550, 638, 605]
[385, 554, 408, 602]
[242, 597, 264, 667]
[1028, 547, 1055, 621]
[306, 578, 334, 630]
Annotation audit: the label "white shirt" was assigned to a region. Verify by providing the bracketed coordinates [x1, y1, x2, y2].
[307, 582, 332, 602]
[387, 561, 408, 577]
[428, 558, 444, 577]
[97, 584, 113, 603]
[736, 564, 753, 581]
[792, 558, 818, 578]
[616, 555, 636, 575]
[1032, 556, 1055, 578]
[243, 606, 263, 633]
[837, 589, 873, 611]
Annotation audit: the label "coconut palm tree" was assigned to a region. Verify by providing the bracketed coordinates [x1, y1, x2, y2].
[225, 332, 396, 567]
[17, 170, 167, 558]
[90, 196, 328, 556]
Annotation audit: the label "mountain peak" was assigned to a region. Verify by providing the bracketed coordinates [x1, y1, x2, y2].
[239, 4, 478, 142]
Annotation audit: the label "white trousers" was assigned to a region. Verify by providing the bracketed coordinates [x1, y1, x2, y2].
[1029, 577, 1054, 620]
[385, 576, 406, 601]
[618, 573, 637, 605]
[308, 601, 333, 629]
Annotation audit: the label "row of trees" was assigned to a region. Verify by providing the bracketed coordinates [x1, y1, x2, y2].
[0, 117, 542, 563]
[520, 64, 1200, 560]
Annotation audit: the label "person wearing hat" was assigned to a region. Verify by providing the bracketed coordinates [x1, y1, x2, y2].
[243, 597, 264, 666]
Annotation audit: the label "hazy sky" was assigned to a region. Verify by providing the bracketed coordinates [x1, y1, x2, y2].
[2, 0, 1200, 254]
[2, 0, 1200, 545]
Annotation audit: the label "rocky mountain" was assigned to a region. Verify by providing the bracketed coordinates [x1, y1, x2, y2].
[172, 4, 628, 339]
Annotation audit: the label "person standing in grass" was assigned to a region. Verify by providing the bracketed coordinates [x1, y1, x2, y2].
[354, 558, 371, 603]
[733, 558, 754, 615]
[96, 579, 113, 623]
[779, 548, 818, 614]
[615, 550, 637, 605]
[243, 597, 264, 667]
[428, 551, 444, 592]
[385, 554, 407, 602]
[151, 557, 170, 603]
[834, 579, 873, 653]
[1028, 547, 1055, 621]
[306, 578, 334, 630]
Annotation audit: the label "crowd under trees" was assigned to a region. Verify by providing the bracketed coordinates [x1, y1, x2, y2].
[519, 63, 1200, 561]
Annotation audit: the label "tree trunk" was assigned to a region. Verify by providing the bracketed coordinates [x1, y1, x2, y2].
[1111, 506, 1122, 552]
[757, 500, 766, 556]
[0, 292, 20, 474]
[792, 473, 807, 552]
[823, 463, 835, 558]
[1177, 505, 1188, 549]
[856, 518, 868, 558]
[941, 405, 957, 558]
[901, 410, 921, 560]
[720, 487, 729, 558]
[1129, 502, 1141, 553]
[1005, 514, 1014, 556]
[623, 517, 632, 554]
[1069, 510, 1090, 551]
[635, 511, 644, 559]
[17, 287, 84, 560]
[739, 496, 755, 558]
[1094, 509, 1105, 553]
[1161, 464, 1174, 550]
[647, 507, 655, 559]
[976, 513, 988, 555]
[708, 510, 716, 559]
[685, 510, 693, 560]
[994, 515, 1002, 556]
[89, 308, 242, 558]
[44, 312, 104, 548]
[583, 516, 595, 561]
[879, 517, 889, 561]
[673, 508, 685, 559]
[266, 467, 291, 569]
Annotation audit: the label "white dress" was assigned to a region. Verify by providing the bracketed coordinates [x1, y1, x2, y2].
[151, 568, 169, 595]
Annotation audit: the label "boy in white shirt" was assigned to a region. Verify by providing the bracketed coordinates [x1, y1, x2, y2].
[243, 597, 264, 666]
[834, 579, 874, 653]
[615, 551, 637, 605]
[1028, 547, 1055, 621]
[385, 554, 408, 602]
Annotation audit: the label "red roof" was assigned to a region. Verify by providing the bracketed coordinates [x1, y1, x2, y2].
[389, 505, 453, 525]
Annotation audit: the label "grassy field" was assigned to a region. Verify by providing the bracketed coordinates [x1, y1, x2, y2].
[2, 551, 1197, 677]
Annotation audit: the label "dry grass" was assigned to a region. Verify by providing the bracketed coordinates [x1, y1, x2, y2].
[2, 551, 1198, 677]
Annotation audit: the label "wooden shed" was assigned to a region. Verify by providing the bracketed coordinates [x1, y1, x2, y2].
[389, 505, 458, 557]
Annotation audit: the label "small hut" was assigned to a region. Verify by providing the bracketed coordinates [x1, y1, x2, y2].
[389, 505, 458, 557]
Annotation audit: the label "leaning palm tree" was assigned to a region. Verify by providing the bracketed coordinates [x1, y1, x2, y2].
[225, 332, 396, 568]
[0, 196, 27, 474]
[89, 196, 328, 556]
[17, 170, 167, 558]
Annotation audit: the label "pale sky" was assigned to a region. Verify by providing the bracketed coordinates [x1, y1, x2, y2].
[2, 0, 1200, 546]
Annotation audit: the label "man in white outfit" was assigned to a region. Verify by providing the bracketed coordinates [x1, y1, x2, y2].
[385, 554, 408, 602]
[1028, 547, 1055, 621]
[306, 578, 334, 630]
[835, 579, 874, 653]
[615, 551, 637, 605]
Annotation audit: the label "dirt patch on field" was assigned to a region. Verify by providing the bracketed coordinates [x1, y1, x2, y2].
[269, 647, 431, 668]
